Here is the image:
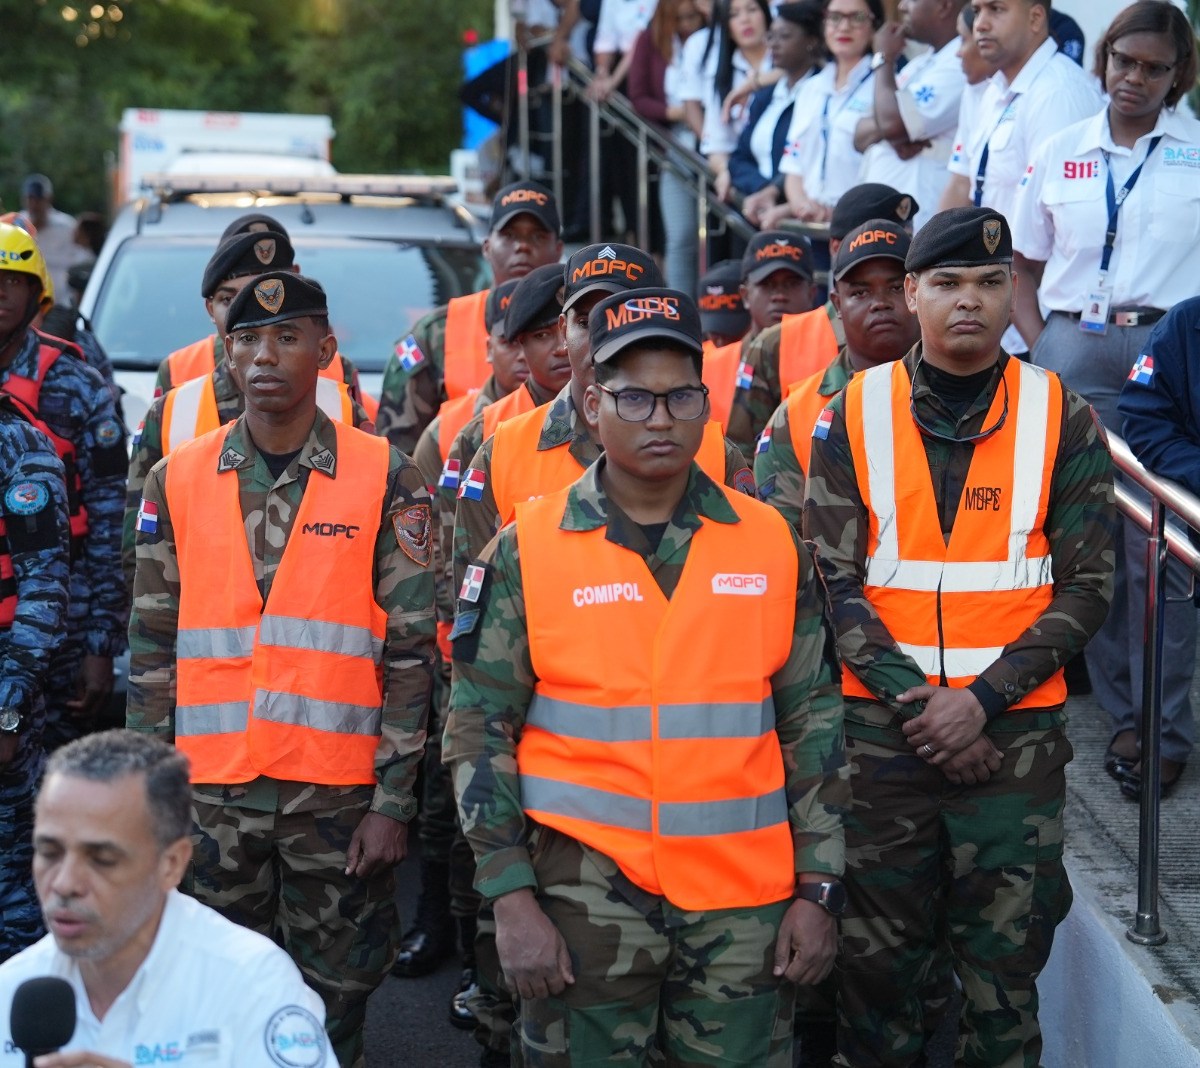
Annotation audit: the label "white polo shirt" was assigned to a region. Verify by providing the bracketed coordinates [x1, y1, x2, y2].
[748, 72, 814, 179]
[699, 48, 774, 156]
[594, 0, 657, 55]
[0, 891, 328, 1068]
[1012, 106, 1200, 313]
[779, 56, 876, 207]
[859, 38, 967, 229]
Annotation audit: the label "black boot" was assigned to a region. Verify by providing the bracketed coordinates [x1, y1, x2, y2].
[449, 914, 479, 1030]
[391, 857, 453, 978]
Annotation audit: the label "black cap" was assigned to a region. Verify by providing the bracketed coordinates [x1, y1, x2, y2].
[589, 288, 703, 366]
[742, 230, 814, 284]
[219, 212, 291, 242]
[696, 259, 750, 338]
[833, 220, 912, 281]
[504, 263, 565, 341]
[202, 231, 295, 298]
[226, 272, 328, 332]
[21, 174, 52, 199]
[489, 180, 561, 235]
[485, 278, 522, 333]
[905, 207, 1012, 272]
[561, 243, 664, 313]
[830, 183, 919, 241]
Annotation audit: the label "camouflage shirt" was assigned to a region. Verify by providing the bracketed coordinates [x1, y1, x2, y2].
[123, 360, 373, 591]
[754, 347, 857, 531]
[0, 407, 71, 711]
[2, 330, 128, 658]
[803, 346, 1116, 729]
[376, 304, 451, 456]
[444, 458, 848, 903]
[727, 302, 843, 458]
[127, 410, 436, 822]
[452, 384, 757, 596]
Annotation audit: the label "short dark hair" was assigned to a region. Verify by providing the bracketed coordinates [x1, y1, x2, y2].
[45, 730, 191, 849]
[593, 342, 703, 387]
[960, 3, 974, 30]
[1094, 0, 1198, 109]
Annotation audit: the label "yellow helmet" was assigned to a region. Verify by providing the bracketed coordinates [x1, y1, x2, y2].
[0, 222, 50, 309]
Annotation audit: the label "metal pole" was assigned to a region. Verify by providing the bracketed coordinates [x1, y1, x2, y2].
[588, 99, 601, 244]
[551, 62, 564, 220]
[1128, 494, 1169, 946]
[696, 178, 710, 278]
[517, 45, 531, 179]
[637, 131, 650, 251]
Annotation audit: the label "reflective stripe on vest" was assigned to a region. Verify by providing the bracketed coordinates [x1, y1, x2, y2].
[167, 421, 389, 785]
[515, 485, 797, 910]
[443, 290, 492, 400]
[842, 358, 1065, 708]
[491, 402, 728, 527]
[702, 340, 743, 431]
[778, 309, 838, 394]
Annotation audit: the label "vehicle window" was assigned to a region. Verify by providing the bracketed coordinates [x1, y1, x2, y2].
[92, 237, 485, 372]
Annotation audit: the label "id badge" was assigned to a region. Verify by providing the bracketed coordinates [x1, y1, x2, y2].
[1079, 285, 1112, 335]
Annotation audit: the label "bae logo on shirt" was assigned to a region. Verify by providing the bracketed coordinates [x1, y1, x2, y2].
[265, 1005, 327, 1067]
[1163, 146, 1200, 168]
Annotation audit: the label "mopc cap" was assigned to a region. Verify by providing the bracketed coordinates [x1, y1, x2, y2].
[485, 278, 522, 333]
[830, 183, 918, 240]
[696, 259, 750, 338]
[504, 263, 565, 341]
[833, 220, 912, 281]
[202, 231, 295, 297]
[905, 207, 1013, 272]
[489, 179, 561, 234]
[561, 243, 664, 313]
[226, 272, 327, 332]
[742, 230, 814, 284]
[589, 288, 703, 366]
[219, 212, 291, 242]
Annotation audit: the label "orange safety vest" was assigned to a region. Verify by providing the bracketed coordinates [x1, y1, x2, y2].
[436, 391, 483, 461]
[164, 336, 349, 389]
[841, 359, 1066, 709]
[785, 366, 841, 479]
[703, 340, 745, 431]
[3, 335, 88, 546]
[515, 486, 797, 911]
[480, 382, 537, 443]
[165, 422, 390, 785]
[778, 310, 838, 395]
[160, 375, 355, 455]
[443, 290, 492, 401]
[490, 403, 727, 527]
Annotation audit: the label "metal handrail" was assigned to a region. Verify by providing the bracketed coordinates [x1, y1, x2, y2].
[1106, 430, 1200, 947]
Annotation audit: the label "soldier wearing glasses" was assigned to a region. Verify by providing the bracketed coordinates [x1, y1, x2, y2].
[804, 207, 1115, 1067]
[445, 288, 848, 1067]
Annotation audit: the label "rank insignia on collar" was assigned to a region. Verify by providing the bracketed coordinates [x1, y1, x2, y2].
[309, 449, 335, 475]
[218, 447, 246, 472]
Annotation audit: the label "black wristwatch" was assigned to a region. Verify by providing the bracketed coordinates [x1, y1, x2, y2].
[795, 880, 847, 916]
[0, 706, 25, 735]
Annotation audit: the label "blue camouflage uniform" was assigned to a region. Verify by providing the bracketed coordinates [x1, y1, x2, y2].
[0, 330, 129, 750]
[0, 397, 71, 961]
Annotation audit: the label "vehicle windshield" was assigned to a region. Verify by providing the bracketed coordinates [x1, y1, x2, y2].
[91, 236, 486, 372]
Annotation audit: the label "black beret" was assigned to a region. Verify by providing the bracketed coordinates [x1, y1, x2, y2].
[742, 230, 814, 283]
[504, 263, 565, 341]
[485, 278, 522, 333]
[696, 259, 750, 338]
[589, 288, 703, 366]
[226, 272, 327, 332]
[562, 242, 664, 313]
[219, 212, 291, 242]
[489, 180, 561, 235]
[905, 207, 1013, 272]
[202, 232, 295, 298]
[830, 183, 918, 241]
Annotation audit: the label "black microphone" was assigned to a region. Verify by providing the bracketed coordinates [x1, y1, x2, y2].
[10, 977, 76, 1068]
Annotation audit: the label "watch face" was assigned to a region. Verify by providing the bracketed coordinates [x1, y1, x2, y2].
[821, 881, 848, 916]
[0, 708, 20, 732]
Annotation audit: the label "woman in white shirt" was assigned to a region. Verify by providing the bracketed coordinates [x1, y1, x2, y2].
[1011, 0, 1200, 797]
[767, 0, 882, 224]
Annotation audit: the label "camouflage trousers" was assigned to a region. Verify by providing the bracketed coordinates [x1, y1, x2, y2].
[834, 713, 1073, 1068]
[187, 787, 400, 1068]
[517, 827, 795, 1067]
[0, 710, 46, 962]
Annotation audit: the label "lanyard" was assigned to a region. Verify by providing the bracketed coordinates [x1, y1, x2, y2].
[1099, 135, 1162, 276]
[820, 67, 874, 184]
[973, 93, 1015, 207]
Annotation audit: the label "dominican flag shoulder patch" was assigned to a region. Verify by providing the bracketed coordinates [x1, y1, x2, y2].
[1128, 353, 1154, 386]
[458, 468, 486, 501]
[459, 563, 487, 603]
[395, 334, 426, 372]
[755, 425, 773, 455]
[135, 498, 159, 534]
[736, 360, 754, 390]
[438, 457, 462, 491]
[812, 408, 834, 440]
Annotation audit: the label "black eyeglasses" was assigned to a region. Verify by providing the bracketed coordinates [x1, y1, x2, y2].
[908, 362, 1009, 444]
[597, 383, 710, 422]
[825, 10, 872, 26]
[1108, 48, 1176, 82]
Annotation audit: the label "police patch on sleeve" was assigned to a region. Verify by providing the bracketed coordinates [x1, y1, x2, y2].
[95, 418, 122, 447]
[393, 503, 433, 567]
[4, 481, 50, 515]
[265, 1005, 328, 1067]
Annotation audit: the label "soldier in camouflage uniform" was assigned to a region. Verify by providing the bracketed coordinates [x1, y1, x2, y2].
[0, 394, 71, 961]
[0, 223, 127, 751]
[127, 273, 435, 1068]
[445, 288, 848, 1068]
[376, 180, 564, 456]
[803, 208, 1116, 1068]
